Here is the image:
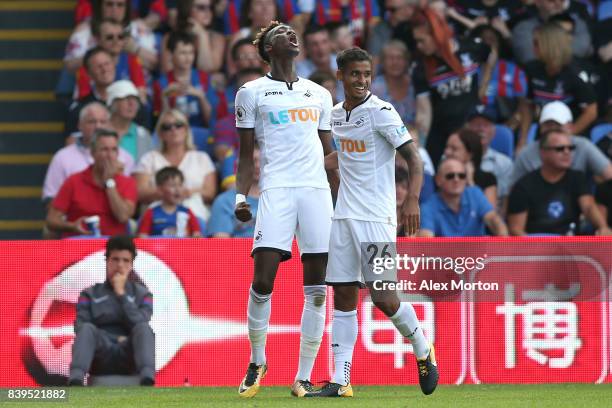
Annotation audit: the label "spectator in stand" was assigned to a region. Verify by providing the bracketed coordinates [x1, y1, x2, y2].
[213, 68, 264, 162]
[511, 0, 592, 65]
[446, 0, 523, 39]
[371, 40, 416, 126]
[134, 109, 217, 221]
[511, 101, 612, 186]
[208, 146, 260, 237]
[508, 129, 611, 236]
[154, 31, 215, 129]
[595, 180, 612, 228]
[226, 0, 281, 74]
[74, 0, 167, 30]
[310, 0, 381, 47]
[309, 70, 339, 105]
[411, 7, 494, 167]
[68, 235, 154, 386]
[518, 22, 598, 148]
[64, 0, 157, 72]
[138, 167, 202, 237]
[66, 47, 117, 136]
[326, 21, 355, 54]
[75, 19, 148, 102]
[160, 0, 225, 73]
[107, 80, 153, 163]
[368, 0, 419, 68]
[465, 107, 513, 211]
[46, 129, 137, 238]
[296, 25, 337, 78]
[227, 38, 266, 86]
[218, 0, 308, 38]
[418, 158, 508, 237]
[469, 24, 528, 130]
[44, 102, 134, 204]
[443, 128, 498, 208]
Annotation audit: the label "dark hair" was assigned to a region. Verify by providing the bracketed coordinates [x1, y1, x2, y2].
[324, 21, 349, 38]
[91, 128, 119, 151]
[309, 70, 336, 86]
[549, 12, 576, 33]
[155, 166, 184, 186]
[231, 37, 256, 61]
[253, 20, 283, 63]
[93, 17, 124, 38]
[337, 47, 372, 71]
[83, 46, 111, 72]
[92, 0, 131, 28]
[455, 128, 484, 170]
[167, 30, 196, 52]
[105, 235, 137, 259]
[303, 24, 329, 45]
[539, 128, 568, 149]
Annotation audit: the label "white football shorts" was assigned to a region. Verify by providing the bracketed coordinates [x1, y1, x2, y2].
[326, 218, 397, 286]
[251, 187, 333, 261]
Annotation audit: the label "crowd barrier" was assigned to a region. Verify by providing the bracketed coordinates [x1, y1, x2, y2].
[1, 237, 611, 386]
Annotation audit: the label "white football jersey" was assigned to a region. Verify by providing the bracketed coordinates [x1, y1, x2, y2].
[332, 93, 412, 225]
[235, 74, 333, 191]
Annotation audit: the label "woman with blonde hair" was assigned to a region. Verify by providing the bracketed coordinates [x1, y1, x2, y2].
[519, 21, 597, 148]
[134, 109, 217, 220]
[371, 40, 416, 125]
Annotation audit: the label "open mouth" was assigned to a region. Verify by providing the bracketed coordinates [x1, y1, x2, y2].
[354, 85, 367, 92]
[288, 34, 299, 47]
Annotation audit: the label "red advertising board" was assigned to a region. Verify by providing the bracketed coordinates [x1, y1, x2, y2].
[0, 238, 610, 387]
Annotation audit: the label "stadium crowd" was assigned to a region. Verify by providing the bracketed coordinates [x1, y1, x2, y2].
[42, 0, 612, 238]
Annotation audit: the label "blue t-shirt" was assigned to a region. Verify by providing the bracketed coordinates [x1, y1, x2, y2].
[420, 186, 493, 237]
[207, 189, 258, 237]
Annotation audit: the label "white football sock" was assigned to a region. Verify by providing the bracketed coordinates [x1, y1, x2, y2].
[331, 309, 358, 386]
[295, 285, 326, 382]
[389, 302, 430, 359]
[247, 286, 271, 365]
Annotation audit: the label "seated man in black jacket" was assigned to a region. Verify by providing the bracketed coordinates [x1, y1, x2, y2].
[68, 235, 155, 386]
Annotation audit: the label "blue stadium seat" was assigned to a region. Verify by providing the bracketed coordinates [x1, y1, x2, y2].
[191, 126, 215, 157]
[590, 123, 612, 145]
[491, 125, 514, 158]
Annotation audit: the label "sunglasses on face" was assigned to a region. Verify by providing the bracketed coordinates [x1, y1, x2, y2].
[544, 144, 576, 153]
[444, 172, 467, 181]
[104, 33, 127, 41]
[160, 121, 186, 132]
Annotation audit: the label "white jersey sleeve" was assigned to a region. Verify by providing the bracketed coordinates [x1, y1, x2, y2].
[318, 88, 333, 131]
[235, 85, 258, 129]
[372, 103, 412, 148]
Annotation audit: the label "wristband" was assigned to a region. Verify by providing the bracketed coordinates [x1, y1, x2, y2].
[235, 193, 247, 206]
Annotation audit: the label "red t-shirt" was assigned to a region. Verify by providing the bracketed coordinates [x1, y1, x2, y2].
[52, 166, 138, 237]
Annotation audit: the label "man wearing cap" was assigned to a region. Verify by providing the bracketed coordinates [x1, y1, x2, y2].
[510, 101, 612, 187]
[508, 128, 611, 236]
[108, 80, 153, 163]
[46, 128, 137, 237]
[466, 106, 514, 213]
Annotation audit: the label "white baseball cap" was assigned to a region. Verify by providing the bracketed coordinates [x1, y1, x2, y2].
[539, 101, 573, 125]
[106, 80, 139, 106]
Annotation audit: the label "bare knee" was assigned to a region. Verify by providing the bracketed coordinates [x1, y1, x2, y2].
[373, 300, 399, 317]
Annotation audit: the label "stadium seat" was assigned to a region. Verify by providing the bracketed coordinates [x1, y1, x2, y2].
[590, 123, 612, 145]
[491, 125, 514, 158]
[598, 1, 612, 20]
[191, 126, 215, 157]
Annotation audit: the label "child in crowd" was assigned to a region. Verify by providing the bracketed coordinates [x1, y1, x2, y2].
[138, 166, 202, 237]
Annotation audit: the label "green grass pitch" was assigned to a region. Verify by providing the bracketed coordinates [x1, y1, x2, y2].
[7, 384, 612, 407]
